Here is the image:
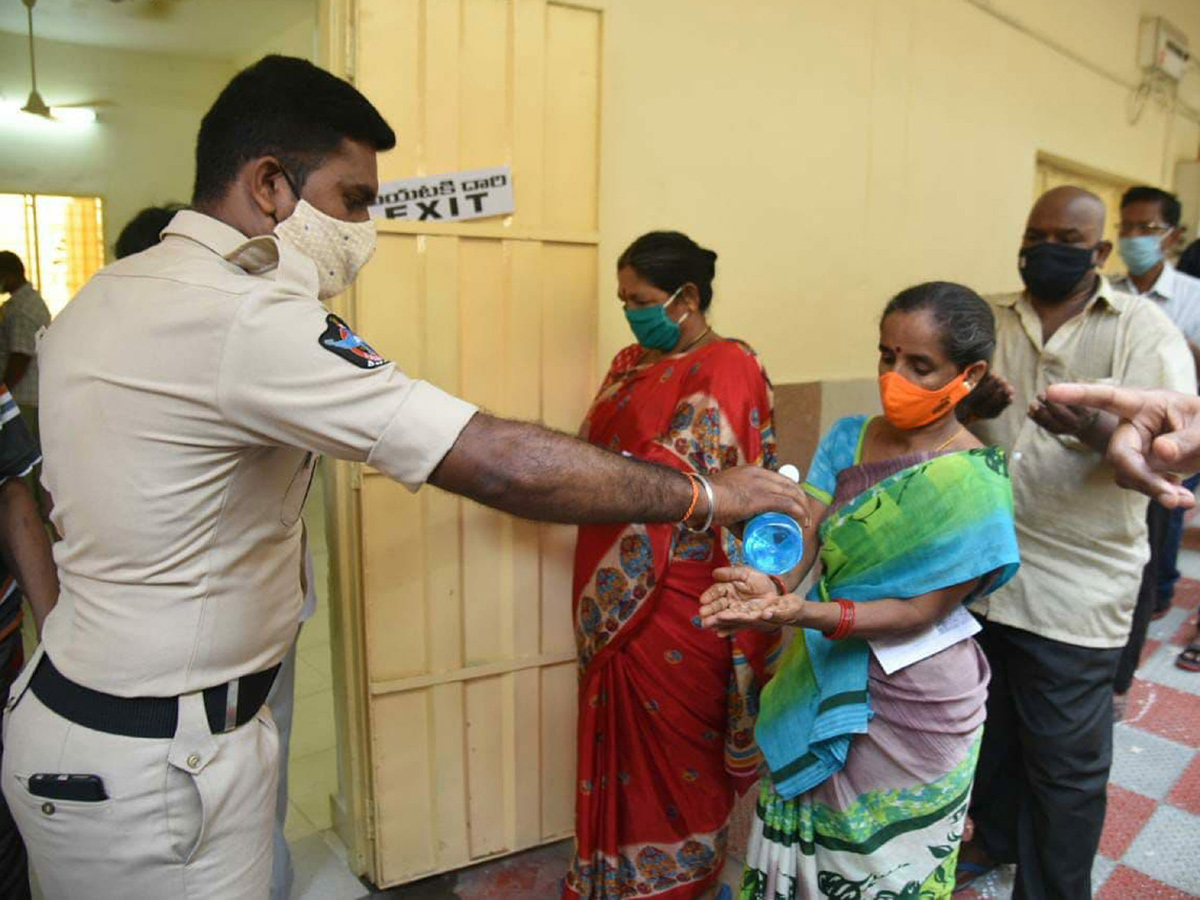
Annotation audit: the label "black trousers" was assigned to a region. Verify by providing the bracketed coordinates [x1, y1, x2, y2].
[969, 618, 1121, 900]
[1116, 502, 1170, 694]
[0, 627, 29, 900]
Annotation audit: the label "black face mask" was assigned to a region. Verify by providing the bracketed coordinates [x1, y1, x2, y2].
[1018, 242, 1097, 303]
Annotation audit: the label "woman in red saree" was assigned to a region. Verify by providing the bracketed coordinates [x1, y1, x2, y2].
[565, 232, 780, 899]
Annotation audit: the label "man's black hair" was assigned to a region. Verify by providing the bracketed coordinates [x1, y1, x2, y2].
[1179, 239, 1200, 279]
[192, 55, 396, 206]
[1121, 186, 1182, 229]
[115, 204, 187, 259]
[0, 252, 25, 281]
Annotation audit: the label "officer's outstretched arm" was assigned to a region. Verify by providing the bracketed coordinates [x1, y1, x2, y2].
[428, 412, 808, 528]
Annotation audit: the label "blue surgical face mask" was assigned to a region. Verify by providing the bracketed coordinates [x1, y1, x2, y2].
[624, 287, 688, 350]
[1119, 235, 1165, 277]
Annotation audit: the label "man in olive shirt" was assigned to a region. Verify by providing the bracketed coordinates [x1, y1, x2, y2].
[958, 187, 1195, 898]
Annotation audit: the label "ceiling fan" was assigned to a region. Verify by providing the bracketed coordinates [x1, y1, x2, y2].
[105, 0, 187, 19]
[12, 0, 114, 124]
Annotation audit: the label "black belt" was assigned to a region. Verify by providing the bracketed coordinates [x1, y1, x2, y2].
[28, 655, 281, 739]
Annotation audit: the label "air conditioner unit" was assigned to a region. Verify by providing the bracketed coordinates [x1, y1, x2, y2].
[1140, 17, 1190, 82]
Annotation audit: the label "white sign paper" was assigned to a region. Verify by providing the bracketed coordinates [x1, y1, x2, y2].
[868, 605, 982, 675]
[369, 166, 515, 223]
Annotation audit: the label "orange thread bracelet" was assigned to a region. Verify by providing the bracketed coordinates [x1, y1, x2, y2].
[680, 473, 700, 524]
[767, 574, 786, 596]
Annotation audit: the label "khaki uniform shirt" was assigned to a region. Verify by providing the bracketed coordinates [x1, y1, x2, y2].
[971, 277, 1196, 648]
[0, 282, 50, 409]
[39, 211, 477, 696]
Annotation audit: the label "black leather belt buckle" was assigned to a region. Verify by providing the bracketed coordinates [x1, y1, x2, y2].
[202, 665, 281, 734]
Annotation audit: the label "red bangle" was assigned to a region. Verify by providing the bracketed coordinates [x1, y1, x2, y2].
[836, 600, 857, 640]
[767, 574, 786, 596]
[823, 599, 856, 640]
[822, 601, 843, 639]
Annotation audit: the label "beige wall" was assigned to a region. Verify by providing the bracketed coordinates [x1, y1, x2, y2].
[596, 0, 1200, 385]
[0, 32, 235, 256]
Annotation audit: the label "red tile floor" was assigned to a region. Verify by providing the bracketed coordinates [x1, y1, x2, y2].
[372, 579, 1200, 899]
[959, 576, 1200, 899]
[367, 841, 573, 899]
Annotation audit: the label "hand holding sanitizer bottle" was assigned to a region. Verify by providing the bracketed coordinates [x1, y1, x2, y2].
[742, 464, 805, 575]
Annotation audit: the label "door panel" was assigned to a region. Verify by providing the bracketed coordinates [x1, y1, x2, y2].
[545, 4, 602, 231]
[344, 0, 602, 886]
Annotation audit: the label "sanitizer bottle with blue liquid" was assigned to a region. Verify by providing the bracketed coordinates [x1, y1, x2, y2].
[742, 464, 805, 575]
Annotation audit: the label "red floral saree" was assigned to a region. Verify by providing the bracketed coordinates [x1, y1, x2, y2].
[565, 339, 781, 899]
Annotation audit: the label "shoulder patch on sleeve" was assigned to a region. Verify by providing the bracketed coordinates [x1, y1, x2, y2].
[318, 314, 388, 369]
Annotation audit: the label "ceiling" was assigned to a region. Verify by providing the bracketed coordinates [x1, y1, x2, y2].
[0, 0, 316, 60]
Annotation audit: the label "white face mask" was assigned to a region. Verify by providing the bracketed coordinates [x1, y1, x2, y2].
[275, 199, 377, 299]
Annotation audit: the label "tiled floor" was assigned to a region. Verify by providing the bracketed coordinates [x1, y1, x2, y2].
[353, 840, 744, 900]
[292, 830, 370, 899]
[363, 841, 575, 899]
[960, 553, 1200, 900]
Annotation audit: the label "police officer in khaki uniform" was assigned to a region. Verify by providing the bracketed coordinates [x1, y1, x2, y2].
[0, 56, 805, 899]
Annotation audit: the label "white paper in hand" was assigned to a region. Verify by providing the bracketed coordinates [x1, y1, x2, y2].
[868, 605, 982, 675]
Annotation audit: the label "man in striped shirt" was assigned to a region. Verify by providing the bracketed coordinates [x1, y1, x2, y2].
[0, 384, 58, 900]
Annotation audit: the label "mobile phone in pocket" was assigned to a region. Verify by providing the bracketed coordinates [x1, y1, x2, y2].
[27, 773, 108, 802]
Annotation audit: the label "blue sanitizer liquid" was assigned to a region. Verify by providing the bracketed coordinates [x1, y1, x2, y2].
[742, 512, 805, 574]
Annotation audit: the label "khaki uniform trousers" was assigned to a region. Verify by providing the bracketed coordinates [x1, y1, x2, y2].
[1, 649, 279, 900]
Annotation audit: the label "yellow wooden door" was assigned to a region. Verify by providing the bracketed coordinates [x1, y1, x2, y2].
[320, 0, 602, 887]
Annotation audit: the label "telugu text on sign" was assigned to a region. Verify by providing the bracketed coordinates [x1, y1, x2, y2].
[368, 166, 515, 223]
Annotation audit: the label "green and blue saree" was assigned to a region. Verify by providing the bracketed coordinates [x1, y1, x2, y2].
[740, 415, 1020, 900]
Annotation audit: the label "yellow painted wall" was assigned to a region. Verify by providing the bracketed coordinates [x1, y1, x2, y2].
[0, 32, 236, 256]
[596, 0, 1200, 384]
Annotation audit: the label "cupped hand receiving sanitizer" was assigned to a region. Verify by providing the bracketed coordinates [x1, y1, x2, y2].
[698, 566, 809, 637]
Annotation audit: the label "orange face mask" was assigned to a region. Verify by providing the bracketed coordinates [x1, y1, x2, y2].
[878, 370, 973, 430]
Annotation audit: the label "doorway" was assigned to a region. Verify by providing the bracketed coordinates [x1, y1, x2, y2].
[320, 0, 604, 888]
